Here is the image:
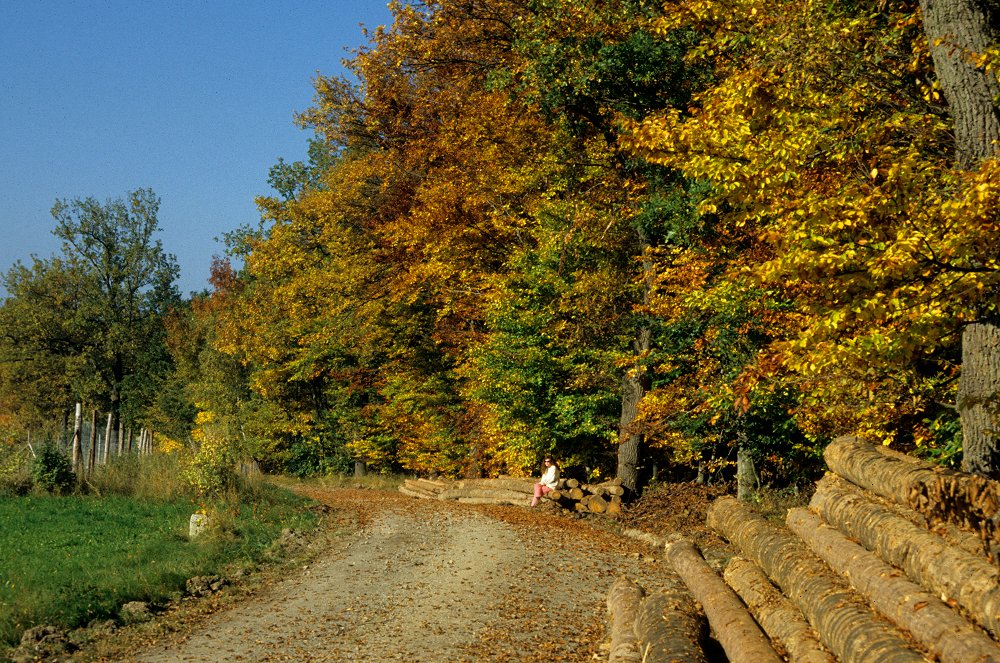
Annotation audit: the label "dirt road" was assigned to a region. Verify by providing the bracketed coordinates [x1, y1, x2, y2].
[109, 488, 678, 663]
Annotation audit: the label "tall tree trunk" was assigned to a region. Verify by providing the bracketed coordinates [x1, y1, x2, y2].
[618, 228, 654, 495]
[920, 0, 1000, 476]
[618, 326, 650, 495]
[958, 323, 1000, 477]
[920, 0, 1000, 170]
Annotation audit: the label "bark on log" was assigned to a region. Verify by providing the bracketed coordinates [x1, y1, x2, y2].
[823, 436, 952, 507]
[666, 539, 782, 663]
[788, 507, 1000, 663]
[408, 477, 451, 492]
[437, 488, 529, 502]
[584, 482, 626, 497]
[824, 437, 1000, 559]
[607, 576, 644, 663]
[707, 496, 926, 663]
[811, 474, 1000, 639]
[723, 556, 834, 663]
[633, 581, 709, 663]
[399, 486, 437, 500]
[455, 496, 529, 506]
[460, 477, 535, 493]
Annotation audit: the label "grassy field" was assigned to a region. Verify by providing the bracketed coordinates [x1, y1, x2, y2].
[0, 482, 316, 647]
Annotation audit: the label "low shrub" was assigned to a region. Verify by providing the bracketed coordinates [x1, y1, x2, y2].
[31, 443, 74, 494]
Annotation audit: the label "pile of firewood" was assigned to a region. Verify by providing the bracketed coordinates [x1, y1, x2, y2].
[544, 478, 625, 517]
[398, 475, 625, 516]
[610, 436, 1000, 663]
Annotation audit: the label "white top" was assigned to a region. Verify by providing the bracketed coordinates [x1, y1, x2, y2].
[540, 464, 560, 489]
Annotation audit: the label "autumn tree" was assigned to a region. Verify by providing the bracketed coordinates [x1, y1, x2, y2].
[0, 189, 179, 441]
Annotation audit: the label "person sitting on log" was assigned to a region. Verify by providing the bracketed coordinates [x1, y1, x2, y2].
[531, 456, 560, 506]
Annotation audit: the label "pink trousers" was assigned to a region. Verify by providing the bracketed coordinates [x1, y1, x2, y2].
[531, 482, 552, 506]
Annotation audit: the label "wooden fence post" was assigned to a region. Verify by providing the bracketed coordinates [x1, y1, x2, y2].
[104, 413, 113, 463]
[88, 409, 97, 476]
[71, 403, 83, 474]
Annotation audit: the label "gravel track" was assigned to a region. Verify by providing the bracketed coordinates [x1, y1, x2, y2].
[112, 488, 678, 663]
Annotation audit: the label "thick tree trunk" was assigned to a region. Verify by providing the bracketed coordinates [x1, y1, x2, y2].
[811, 474, 1000, 639]
[920, 0, 1000, 169]
[787, 507, 1000, 663]
[666, 539, 782, 663]
[633, 582, 710, 663]
[959, 323, 1000, 478]
[617, 327, 650, 496]
[920, 0, 1000, 476]
[723, 556, 834, 663]
[707, 496, 926, 663]
[607, 576, 644, 663]
[736, 443, 758, 502]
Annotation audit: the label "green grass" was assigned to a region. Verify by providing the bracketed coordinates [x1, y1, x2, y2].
[0, 483, 316, 647]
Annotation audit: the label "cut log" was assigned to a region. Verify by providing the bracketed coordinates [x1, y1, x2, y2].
[633, 581, 709, 663]
[455, 496, 528, 506]
[823, 436, 948, 506]
[605, 498, 624, 518]
[811, 474, 1000, 639]
[666, 539, 782, 663]
[437, 488, 530, 502]
[459, 477, 535, 494]
[707, 496, 926, 663]
[565, 478, 580, 489]
[409, 477, 451, 490]
[583, 481, 626, 497]
[584, 494, 608, 514]
[399, 485, 437, 499]
[825, 436, 1000, 562]
[787, 507, 1000, 663]
[723, 556, 834, 663]
[607, 576, 644, 663]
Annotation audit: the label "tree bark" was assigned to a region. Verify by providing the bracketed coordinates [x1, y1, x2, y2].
[723, 556, 834, 663]
[920, 0, 1000, 476]
[736, 443, 759, 502]
[633, 582, 710, 663]
[707, 496, 926, 663]
[920, 0, 1000, 169]
[787, 507, 1000, 663]
[811, 474, 1000, 639]
[607, 576, 644, 663]
[959, 323, 1000, 478]
[666, 539, 782, 663]
[617, 328, 650, 496]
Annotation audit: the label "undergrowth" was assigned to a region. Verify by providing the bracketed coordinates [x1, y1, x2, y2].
[0, 453, 317, 648]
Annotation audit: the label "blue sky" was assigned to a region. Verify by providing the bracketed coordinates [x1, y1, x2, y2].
[1, 0, 394, 296]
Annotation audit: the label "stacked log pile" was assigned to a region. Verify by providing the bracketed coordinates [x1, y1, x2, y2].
[399, 475, 626, 515]
[609, 436, 1000, 662]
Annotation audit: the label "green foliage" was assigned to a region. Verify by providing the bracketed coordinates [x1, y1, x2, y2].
[0, 483, 315, 647]
[30, 443, 75, 495]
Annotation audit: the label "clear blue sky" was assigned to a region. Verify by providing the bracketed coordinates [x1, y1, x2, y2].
[0, 0, 394, 297]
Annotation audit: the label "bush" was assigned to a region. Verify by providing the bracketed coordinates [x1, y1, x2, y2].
[31, 443, 75, 494]
[0, 444, 32, 497]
